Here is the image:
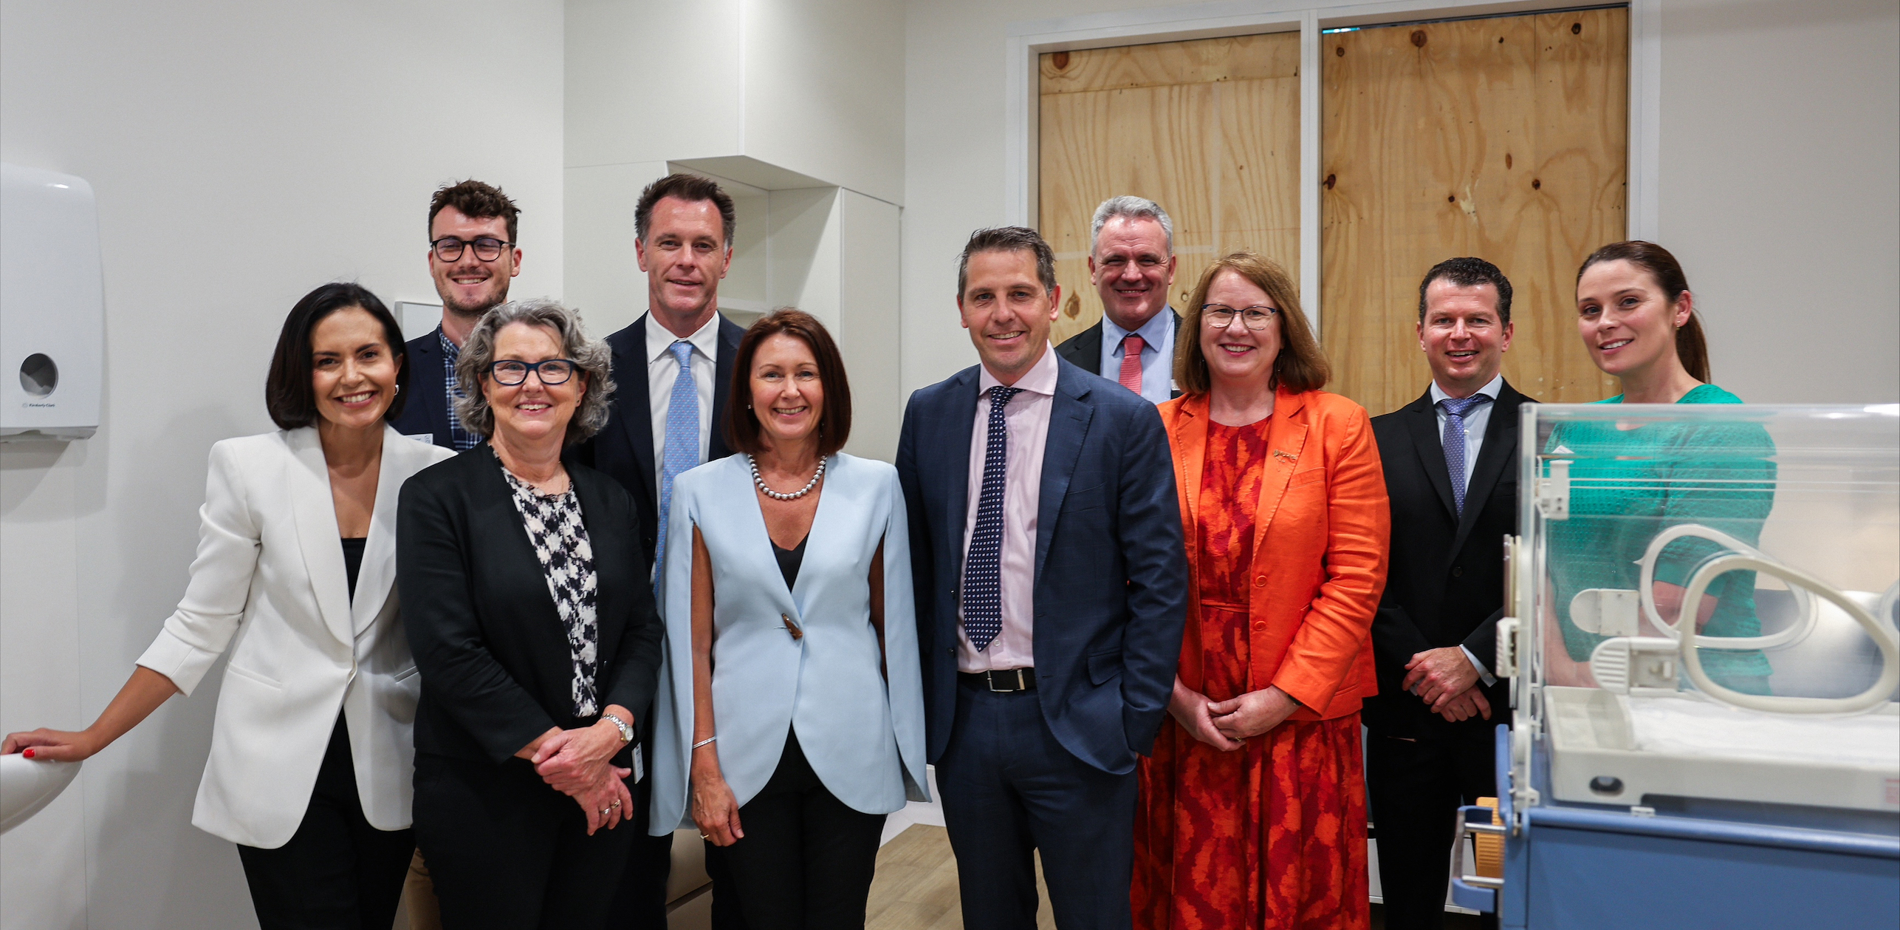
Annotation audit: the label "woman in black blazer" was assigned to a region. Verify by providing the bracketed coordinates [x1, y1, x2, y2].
[398, 299, 663, 929]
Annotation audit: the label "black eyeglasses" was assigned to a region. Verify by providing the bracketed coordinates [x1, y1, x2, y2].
[431, 236, 514, 262]
[487, 359, 578, 385]
[1202, 303, 1280, 331]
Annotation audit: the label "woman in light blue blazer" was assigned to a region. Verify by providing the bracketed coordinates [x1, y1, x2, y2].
[650, 309, 926, 930]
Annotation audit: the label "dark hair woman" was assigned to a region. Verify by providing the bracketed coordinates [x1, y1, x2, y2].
[648, 309, 927, 930]
[3, 282, 451, 929]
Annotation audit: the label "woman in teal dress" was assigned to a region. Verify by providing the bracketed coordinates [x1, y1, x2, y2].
[1543, 241, 1776, 695]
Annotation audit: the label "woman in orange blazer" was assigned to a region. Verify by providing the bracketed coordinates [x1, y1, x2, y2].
[1132, 252, 1389, 930]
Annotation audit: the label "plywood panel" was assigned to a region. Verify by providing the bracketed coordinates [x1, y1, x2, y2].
[1321, 9, 1627, 414]
[1040, 32, 1300, 346]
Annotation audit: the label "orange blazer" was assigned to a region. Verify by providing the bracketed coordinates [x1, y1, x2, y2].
[1160, 388, 1391, 721]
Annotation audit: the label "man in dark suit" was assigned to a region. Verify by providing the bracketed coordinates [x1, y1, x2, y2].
[575, 173, 747, 930]
[1366, 257, 1532, 930]
[389, 179, 523, 449]
[896, 226, 1188, 930]
[1053, 195, 1182, 403]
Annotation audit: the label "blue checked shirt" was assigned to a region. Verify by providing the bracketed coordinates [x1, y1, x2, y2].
[439, 327, 480, 451]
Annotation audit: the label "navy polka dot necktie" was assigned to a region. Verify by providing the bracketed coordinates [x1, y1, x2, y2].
[1439, 394, 1492, 514]
[962, 385, 1021, 651]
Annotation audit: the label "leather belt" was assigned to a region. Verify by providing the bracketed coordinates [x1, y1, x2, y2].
[960, 668, 1037, 692]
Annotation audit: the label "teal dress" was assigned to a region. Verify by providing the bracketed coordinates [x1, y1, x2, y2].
[1546, 384, 1776, 693]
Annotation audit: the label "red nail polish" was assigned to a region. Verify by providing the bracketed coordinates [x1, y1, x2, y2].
[22, 748, 35, 759]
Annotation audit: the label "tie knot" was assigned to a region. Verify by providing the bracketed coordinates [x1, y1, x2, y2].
[988, 385, 1022, 407]
[668, 341, 693, 365]
[1440, 394, 1490, 418]
[1122, 333, 1146, 354]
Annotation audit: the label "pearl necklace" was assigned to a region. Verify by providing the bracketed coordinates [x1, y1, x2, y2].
[748, 454, 826, 501]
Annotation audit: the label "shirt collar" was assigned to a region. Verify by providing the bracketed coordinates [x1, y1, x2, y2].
[646, 311, 722, 366]
[978, 342, 1060, 397]
[1430, 373, 1504, 406]
[1102, 308, 1174, 348]
[437, 325, 459, 359]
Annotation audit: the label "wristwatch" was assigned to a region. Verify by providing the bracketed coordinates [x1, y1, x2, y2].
[601, 711, 634, 745]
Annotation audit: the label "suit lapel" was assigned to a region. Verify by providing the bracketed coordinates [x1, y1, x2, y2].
[413, 337, 453, 447]
[284, 429, 355, 646]
[710, 314, 743, 461]
[1449, 384, 1521, 557]
[1250, 388, 1309, 559]
[1033, 367, 1093, 585]
[617, 317, 657, 504]
[942, 369, 978, 571]
[349, 426, 409, 634]
[1405, 392, 1458, 518]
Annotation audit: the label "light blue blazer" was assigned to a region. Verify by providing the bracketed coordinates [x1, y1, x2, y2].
[649, 453, 929, 834]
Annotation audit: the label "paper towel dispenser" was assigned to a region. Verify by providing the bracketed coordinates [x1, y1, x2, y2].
[1, 163, 104, 441]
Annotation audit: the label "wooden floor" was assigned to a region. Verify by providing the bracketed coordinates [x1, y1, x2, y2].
[866, 825, 1484, 930]
[866, 825, 1056, 930]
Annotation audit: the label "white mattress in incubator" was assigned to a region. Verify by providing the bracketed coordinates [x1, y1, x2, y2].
[1543, 686, 1900, 812]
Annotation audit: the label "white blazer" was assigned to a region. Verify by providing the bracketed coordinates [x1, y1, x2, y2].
[135, 426, 453, 848]
[650, 453, 929, 835]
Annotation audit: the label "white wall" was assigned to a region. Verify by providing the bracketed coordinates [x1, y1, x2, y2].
[0, 2, 566, 928]
[899, 0, 1900, 402]
[1656, 0, 1899, 403]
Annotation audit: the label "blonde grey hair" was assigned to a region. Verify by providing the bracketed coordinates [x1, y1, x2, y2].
[455, 299, 614, 445]
[1090, 195, 1174, 255]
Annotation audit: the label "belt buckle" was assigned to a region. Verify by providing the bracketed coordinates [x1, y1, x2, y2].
[988, 669, 1022, 692]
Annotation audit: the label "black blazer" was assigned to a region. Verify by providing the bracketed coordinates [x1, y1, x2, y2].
[1364, 381, 1530, 738]
[388, 328, 456, 448]
[896, 357, 1188, 774]
[398, 445, 665, 765]
[575, 312, 747, 572]
[1053, 310, 1184, 398]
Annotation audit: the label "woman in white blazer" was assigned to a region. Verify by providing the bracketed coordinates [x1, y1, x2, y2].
[650, 309, 927, 930]
[2, 283, 453, 929]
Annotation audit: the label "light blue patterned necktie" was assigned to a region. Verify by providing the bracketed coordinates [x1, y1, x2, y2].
[655, 341, 699, 583]
[962, 385, 1020, 651]
[1440, 394, 1491, 514]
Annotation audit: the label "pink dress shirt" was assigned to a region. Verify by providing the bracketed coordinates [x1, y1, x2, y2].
[957, 344, 1059, 672]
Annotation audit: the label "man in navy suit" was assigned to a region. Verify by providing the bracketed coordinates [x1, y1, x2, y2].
[896, 226, 1188, 930]
[575, 173, 747, 930]
[389, 179, 523, 449]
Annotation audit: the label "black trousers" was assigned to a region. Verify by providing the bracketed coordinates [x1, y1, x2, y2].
[414, 751, 638, 930]
[605, 755, 673, 929]
[1365, 726, 1500, 930]
[707, 730, 886, 930]
[236, 715, 414, 930]
[936, 678, 1137, 930]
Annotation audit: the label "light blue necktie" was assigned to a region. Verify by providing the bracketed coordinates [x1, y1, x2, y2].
[1440, 394, 1491, 514]
[655, 341, 699, 584]
[962, 385, 1020, 651]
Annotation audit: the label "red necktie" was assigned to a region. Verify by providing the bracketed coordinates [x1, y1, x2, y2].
[1118, 334, 1145, 394]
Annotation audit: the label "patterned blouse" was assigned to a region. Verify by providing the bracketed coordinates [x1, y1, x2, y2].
[502, 467, 601, 716]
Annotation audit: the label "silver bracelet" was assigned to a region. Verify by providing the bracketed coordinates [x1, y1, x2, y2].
[692, 735, 718, 750]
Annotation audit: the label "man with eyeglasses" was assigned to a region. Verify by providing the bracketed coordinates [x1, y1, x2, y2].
[390, 179, 524, 449]
[576, 172, 750, 930]
[1054, 195, 1183, 403]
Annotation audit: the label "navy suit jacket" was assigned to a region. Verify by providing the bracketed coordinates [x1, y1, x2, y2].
[1364, 381, 1530, 738]
[575, 312, 747, 572]
[387, 329, 456, 448]
[895, 354, 1188, 775]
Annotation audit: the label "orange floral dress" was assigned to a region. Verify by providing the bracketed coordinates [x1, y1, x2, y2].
[1132, 419, 1369, 930]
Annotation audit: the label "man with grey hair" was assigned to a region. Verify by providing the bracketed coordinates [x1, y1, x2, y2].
[1054, 195, 1182, 403]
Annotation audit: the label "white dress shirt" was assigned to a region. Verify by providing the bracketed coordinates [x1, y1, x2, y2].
[645, 311, 722, 501]
[956, 344, 1059, 672]
[1097, 309, 1176, 405]
[1427, 372, 1504, 685]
